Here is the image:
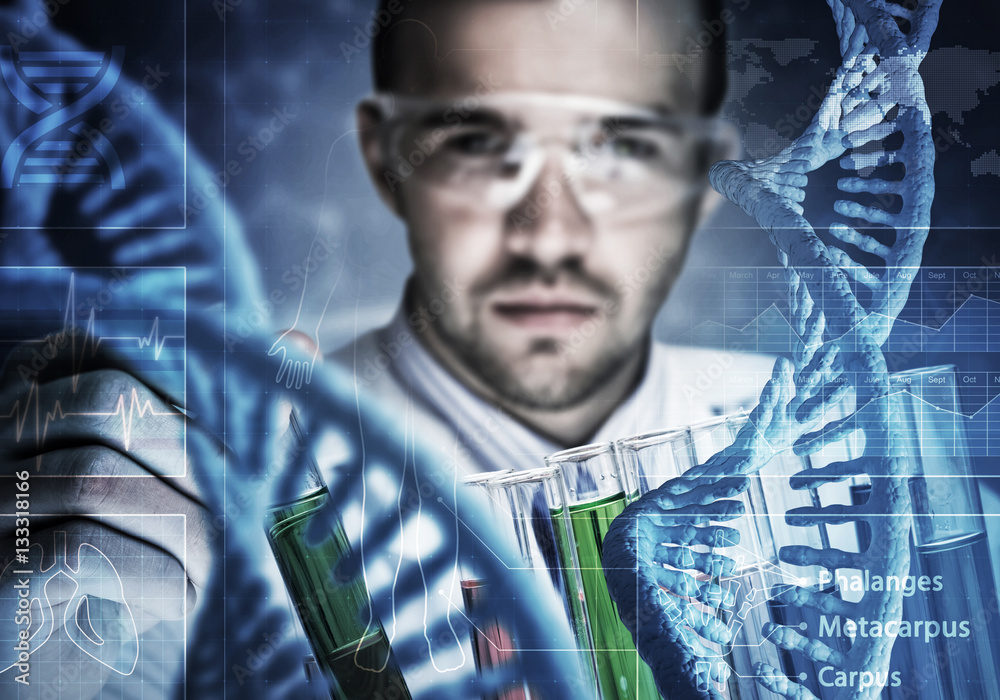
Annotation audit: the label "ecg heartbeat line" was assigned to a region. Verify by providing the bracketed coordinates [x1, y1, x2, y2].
[0, 272, 185, 452]
[61, 272, 183, 367]
[96, 316, 181, 361]
[3, 381, 180, 451]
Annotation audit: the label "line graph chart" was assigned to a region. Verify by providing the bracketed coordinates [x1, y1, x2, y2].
[669, 266, 1000, 456]
[0, 267, 186, 473]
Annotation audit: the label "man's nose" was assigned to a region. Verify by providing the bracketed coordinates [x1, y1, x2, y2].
[504, 153, 594, 268]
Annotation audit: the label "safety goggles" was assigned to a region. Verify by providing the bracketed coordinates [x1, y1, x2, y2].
[363, 91, 729, 224]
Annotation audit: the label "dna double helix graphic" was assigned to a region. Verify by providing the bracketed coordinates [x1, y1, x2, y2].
[0, 46, 125, 189]
[0, 0, 948, 696]
[603, 0, 941, 697]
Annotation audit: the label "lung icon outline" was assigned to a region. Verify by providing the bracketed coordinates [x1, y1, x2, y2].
[0, 530, 139, 676]
[0, 45, 125, 188]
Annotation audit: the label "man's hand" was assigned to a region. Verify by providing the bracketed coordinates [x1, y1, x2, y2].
[0, 341, 215, 693]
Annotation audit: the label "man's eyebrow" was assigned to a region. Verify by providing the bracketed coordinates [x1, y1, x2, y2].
[415, 108, 507, 129]
[598, 114, 668, 131]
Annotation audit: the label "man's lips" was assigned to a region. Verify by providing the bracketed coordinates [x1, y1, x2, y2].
[491, 300, 599, 330]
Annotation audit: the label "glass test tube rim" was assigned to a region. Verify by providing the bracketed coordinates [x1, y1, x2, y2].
[460, 468, 516, 487]
[545, 442, 630, 509]
[490, 465, 563, 487]
[482, 465, 568, 577]
[614, 426, 689, 454]
[544, 441, 615, 466]
[686, 414, 735, 436]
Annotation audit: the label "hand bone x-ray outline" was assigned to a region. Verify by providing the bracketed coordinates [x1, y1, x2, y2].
[0, 46, 125, 189]
[0, 530, 139, 676]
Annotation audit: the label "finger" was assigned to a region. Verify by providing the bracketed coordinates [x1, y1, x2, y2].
[778, 545, 859, 572]
[771, 183, 805, 203]
[839, 149, 900, 172]
[647, 587, 732, 658]
[8, 446, 212, 588]
[275, 357, 289, 384]
[789, 457, 869, 490]
[770, 583, 854, 618]
[759, 622, 847, 667]
[794, 345, 840, 398]
[793, 412, 857, 455]
[843, 69, 889, 114]
[841, 97, 895, 133]
[771, 171, 808, 187]
[754, 662, 815, 699]
[794, 383, 849, 427]
[674, 593, 733, 645]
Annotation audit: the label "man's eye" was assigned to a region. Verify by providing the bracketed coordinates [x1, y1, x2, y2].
[606, 136, 661, 160]
[446, 132, 509, 156]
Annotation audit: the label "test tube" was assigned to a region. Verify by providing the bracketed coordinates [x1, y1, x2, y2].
[615, 424, 743, 698]
[487, 466, 600, 698]
[727, 414, 832, 698]
[619, 416, 825, 698]
[881, 365, 1000, 699]
[679, 416, 775, 700]
[614, 427, 688, 495]
[458, 470, 526, 700]
[543, 442, 657, 700]
[264, 413, 411, 700]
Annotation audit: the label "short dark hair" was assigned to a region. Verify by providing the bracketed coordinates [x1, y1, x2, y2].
[371, 0, 727, 114]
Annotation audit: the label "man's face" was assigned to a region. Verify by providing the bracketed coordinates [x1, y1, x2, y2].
[369, 0, 721, 410]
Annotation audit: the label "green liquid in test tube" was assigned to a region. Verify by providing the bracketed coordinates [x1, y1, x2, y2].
[545, 442, 659, 700]
[264, 414, 411, 700]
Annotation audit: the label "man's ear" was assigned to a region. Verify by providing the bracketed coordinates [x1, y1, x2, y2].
[697, 120, 743, 225]
[356, 100, 403, 218]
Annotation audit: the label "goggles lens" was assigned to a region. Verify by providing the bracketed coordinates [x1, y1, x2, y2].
[372, 92, 724, 221]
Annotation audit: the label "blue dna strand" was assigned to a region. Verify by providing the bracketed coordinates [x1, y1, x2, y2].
[0, 47, 125, 188]
[602, 0, 941, 698]
[129, 312, 590, 699]
[0, 10, 585, 695]
[0, 261, 590, 698]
